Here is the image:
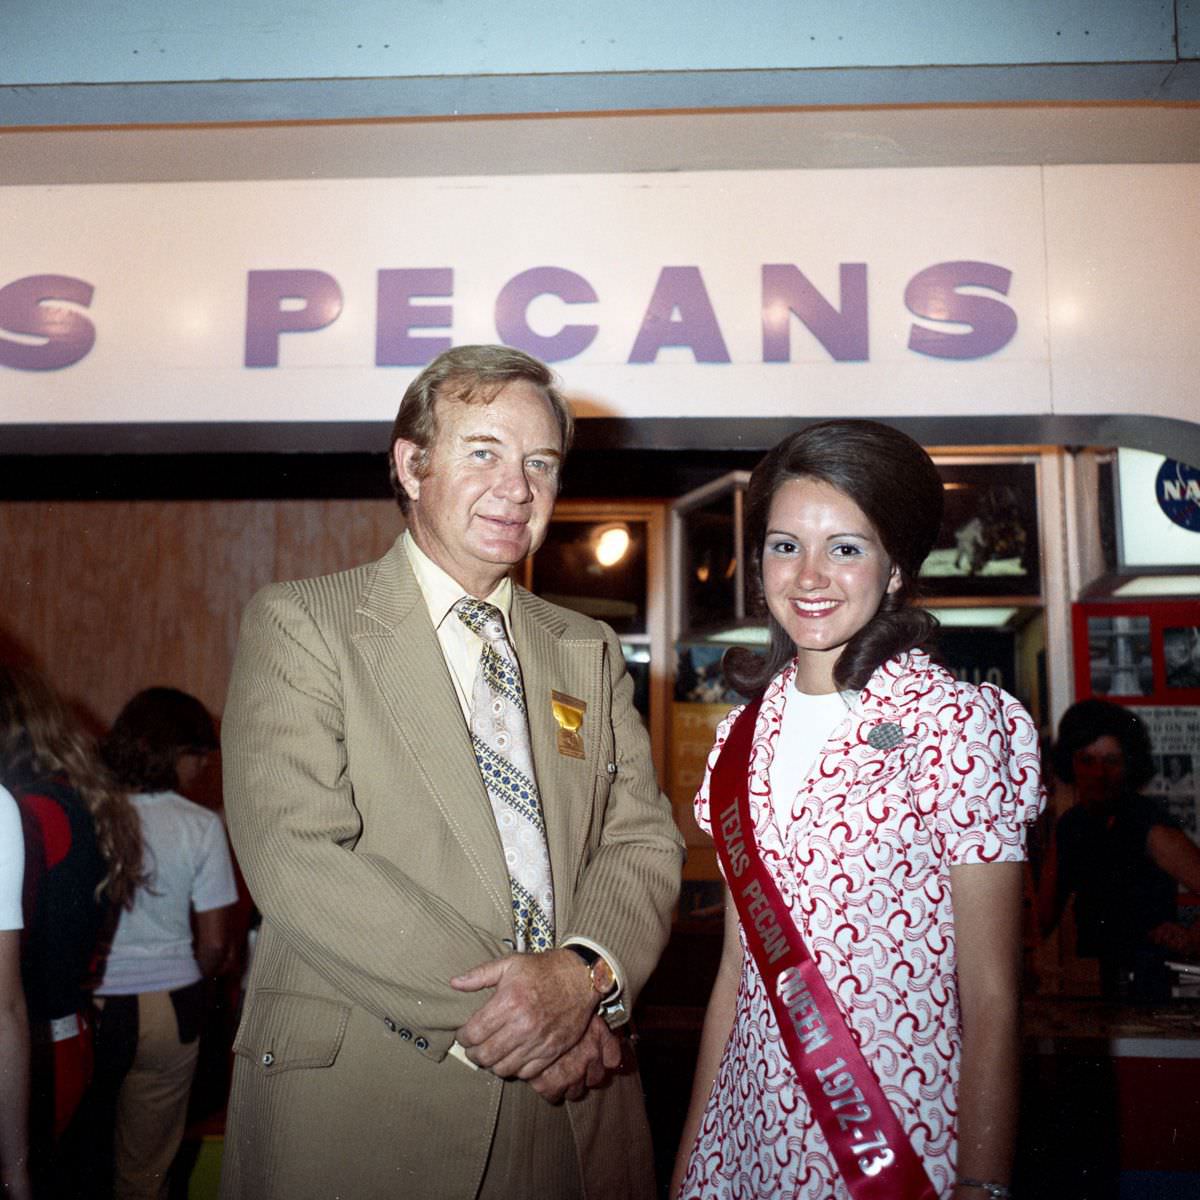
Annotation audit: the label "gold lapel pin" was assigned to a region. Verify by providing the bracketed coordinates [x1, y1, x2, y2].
[551, 690, 587, 759]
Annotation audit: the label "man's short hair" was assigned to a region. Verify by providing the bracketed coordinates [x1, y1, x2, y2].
[387, 345, 575, 513]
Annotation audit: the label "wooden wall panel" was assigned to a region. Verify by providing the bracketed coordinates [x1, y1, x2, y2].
[0, 499, 402, 731]
[271, 499, 402, 584]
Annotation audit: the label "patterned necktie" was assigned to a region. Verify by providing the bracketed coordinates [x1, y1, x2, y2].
[454, 597, 555, 952]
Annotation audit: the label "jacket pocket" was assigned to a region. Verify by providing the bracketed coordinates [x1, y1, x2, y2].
[232, 988, 350, 1074]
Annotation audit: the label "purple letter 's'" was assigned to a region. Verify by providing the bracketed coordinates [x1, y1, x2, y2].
[494, 267, 598, 362]
[0, 275, 95, 370]
[628, 267, 730, 364]
[761, 263, 868, 362]
[905, 261, 1017, 360]
[376, 268, 453, 366]
[245, 270, 343, 367]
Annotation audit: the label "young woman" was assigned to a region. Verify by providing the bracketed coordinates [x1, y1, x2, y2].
[0, 665, 143, 1193]
[672, 422, 1044, 1200]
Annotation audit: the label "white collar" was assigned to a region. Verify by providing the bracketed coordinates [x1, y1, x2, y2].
[403, 530, 513, 633]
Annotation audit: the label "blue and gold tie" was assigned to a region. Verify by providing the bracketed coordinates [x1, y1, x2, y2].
[454, 597, 555, 952]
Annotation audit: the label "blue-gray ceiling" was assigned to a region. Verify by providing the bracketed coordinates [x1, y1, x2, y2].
[3, 0, 1197, 126]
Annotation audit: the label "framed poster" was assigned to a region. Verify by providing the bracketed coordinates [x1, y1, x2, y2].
[1073, 600, 1200, 842]
[920, 459, 1041, 599]
[1072, 600, 1200, 705]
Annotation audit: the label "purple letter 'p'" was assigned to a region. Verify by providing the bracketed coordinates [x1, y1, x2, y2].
[245, 270, 343, 367]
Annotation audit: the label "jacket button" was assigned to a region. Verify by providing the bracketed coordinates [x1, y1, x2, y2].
[606, 762, 617, 774]
[415, 1036, 429, 1051]
[384, 1018, 397, 1033]
[399, 1028, 412, 1041]
[261, 1052, 275, 1067]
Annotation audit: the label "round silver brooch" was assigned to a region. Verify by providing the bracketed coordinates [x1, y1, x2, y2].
[866, 722, 905, 750]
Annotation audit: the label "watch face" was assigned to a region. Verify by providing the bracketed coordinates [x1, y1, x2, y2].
[591, 958, 615, 995]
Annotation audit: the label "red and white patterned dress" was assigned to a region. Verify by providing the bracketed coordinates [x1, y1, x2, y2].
[679, 651, 1044, 1200]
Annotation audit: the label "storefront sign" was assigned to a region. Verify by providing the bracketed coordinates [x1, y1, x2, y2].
[1, 259, 1018, 374]
[0, 165, 1196, 429]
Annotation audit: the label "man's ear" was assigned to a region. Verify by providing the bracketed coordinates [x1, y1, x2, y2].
[392, 440, 425, 503]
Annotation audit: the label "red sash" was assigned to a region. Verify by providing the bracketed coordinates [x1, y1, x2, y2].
[711, 699, 937, 1200]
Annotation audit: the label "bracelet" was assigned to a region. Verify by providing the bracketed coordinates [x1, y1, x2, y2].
[956, 1179, 1011, 1200]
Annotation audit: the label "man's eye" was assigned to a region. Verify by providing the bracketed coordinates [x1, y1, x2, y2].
[471, 449, 494, 461]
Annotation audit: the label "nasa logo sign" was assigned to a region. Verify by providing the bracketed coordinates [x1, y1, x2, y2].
[1156, 458, 1200, 533]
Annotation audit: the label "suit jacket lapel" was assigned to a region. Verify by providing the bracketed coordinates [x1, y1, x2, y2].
[510, 589, 607, 934]
[351, 539, 512, 927]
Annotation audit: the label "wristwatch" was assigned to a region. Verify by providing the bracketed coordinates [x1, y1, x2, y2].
[566, 943, 616, 998]
[565, 944, 630, 1028]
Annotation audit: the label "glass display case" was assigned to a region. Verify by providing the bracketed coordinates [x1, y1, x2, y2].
[522, 501, 668, 778]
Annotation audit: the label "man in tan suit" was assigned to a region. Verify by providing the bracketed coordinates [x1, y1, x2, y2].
[220, 346, 684, 1199]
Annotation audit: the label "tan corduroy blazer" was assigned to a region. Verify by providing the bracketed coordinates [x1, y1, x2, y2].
[219, 537, 683, 1200]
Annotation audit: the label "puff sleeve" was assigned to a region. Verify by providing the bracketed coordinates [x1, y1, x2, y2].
[928, 682, 1045, 865]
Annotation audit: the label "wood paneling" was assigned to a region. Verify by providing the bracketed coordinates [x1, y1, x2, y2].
[0, 498, 403, 729]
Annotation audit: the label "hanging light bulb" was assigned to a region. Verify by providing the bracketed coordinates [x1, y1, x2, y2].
[595, 524, 631, 567]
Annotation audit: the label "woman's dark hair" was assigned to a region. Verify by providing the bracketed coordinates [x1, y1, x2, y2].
[103, 687, 218, 793]
[1052, 699, 1154, 791]
[724, 419, 944, 697]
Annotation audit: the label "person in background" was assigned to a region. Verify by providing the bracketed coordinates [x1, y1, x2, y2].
[1039, 698, 1200, 1001]
[672, 421, 1044, 1200]
[90, 688, 238, 1200]
[0, 664, 144, 1197]
[0, 782, 32, 1200]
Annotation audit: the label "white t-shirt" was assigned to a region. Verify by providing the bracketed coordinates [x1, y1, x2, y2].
[0, 785, 23, 931]
[768, 687, 849, 804]
[96, 790, 238, 995]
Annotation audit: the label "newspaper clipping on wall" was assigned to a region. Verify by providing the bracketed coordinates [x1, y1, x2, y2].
[1132, 705, 1200, 841]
